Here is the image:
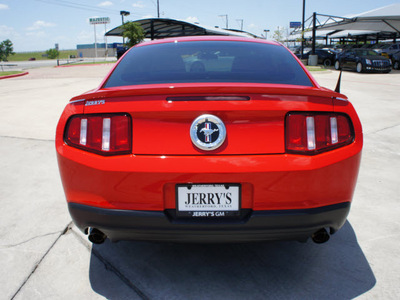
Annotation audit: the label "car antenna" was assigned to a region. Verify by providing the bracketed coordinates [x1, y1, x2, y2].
[334, 70, 342, 93]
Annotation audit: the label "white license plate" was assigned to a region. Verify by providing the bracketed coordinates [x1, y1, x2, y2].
[176, 184, 240, 217]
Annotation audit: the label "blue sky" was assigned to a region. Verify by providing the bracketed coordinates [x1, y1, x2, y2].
[0, 0, 398, 52]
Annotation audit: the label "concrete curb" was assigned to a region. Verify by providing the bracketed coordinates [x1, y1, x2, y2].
[0, 71, 29, 80]
[56, 63, 115, 68]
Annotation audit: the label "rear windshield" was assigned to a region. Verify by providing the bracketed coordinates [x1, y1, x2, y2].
[104, 41, 313, 88]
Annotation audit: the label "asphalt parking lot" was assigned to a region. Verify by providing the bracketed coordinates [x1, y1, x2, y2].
[0, 65, 399, 299]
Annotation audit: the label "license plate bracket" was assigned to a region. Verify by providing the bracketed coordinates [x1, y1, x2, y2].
[176, 184, 241, 218]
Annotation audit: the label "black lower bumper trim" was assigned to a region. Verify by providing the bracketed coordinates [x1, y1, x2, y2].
[68, 202, 350, 243]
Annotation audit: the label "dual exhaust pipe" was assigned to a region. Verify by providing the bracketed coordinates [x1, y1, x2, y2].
[311, 228, 330, 244]
[86, 227, 331, 244]
[88, 228, 107, 244]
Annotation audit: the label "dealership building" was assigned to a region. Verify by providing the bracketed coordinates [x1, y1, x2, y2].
[76, 43, 123, 58]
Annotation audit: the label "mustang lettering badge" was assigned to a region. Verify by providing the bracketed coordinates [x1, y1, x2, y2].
[190, 114, 226, 151]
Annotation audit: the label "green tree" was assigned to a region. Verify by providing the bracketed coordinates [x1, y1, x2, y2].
[0, 39, 15, 61]
[122, 22, 145, 48]
[273, 27, 286, 43]
[46, 48, 59, 59]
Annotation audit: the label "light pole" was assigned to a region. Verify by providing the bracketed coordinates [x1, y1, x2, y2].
[94, 24, 97, 58]
[236, 19, 243, 31]
[104, 22, 108, 58]
[219, 14, 228, 29]
[264, 29, 270, 40]
[301, 0, 305, 58]
[120, 10, 130, 24]
[120, 10, 130, 44]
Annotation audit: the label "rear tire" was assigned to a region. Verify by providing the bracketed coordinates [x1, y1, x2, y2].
[334, 60, 341, 70]
[323, 58, 332, 67]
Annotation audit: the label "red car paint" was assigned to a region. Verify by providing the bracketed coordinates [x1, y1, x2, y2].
[56, 36, 362, 243]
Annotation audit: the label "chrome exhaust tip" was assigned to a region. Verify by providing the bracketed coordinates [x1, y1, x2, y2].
[88, 228, 107, 244]
[312, 228, 330, 244]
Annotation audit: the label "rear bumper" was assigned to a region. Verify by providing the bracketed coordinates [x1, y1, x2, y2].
[69, 202, 351, 243]
[58, 150, 362, 211]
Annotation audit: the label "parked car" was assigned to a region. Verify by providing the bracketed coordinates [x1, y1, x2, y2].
[56, 36, 363, 245]
[289, 45, 311, 55]
[296, 49, 337, 67]
[392, 50, 400, 70]
[360, 44, 374, 49]
[374, 43, 400, 58]
[288, 45, 300, 54]
[116, 46, 129, 59]
[334, 49, 392, 73]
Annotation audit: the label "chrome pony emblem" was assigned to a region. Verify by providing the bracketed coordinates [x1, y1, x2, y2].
[200, 124, 219, 142]
[190, 114, 226, 151]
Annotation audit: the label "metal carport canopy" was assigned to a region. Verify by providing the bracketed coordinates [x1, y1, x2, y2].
[315, 4, 400, 34]
[105, 18, 259, 39]
[288, 30, 382, 41]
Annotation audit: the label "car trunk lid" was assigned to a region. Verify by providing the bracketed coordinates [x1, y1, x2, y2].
[81, 84, 336, 155]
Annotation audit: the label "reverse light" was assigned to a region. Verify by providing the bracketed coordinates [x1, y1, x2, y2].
[65, 114, 131, 155]
[285, 112, 354, 155]
[102, 118, 111, 151]
[306, 116, 316, 150]
[80, 119, 87, 145]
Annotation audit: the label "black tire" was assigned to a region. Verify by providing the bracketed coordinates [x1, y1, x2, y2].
[323, 58, 332, 67]
[334, 60, 341, 70]
[356, 62, 363, 73]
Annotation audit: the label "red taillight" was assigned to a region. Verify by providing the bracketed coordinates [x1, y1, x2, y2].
[286, 113, 354, 155]
[65, 114, 131, 155]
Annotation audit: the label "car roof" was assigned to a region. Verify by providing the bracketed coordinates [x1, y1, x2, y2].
[134, 36, 282, 48]
[346, 48, 376, 51]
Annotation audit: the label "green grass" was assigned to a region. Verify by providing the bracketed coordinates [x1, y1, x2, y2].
[306, 66, 329, 72]
[8, 50, 78, 61]
[0, 71, 24, 76]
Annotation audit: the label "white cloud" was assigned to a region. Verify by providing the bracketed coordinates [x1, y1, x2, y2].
[98, 1, 113, 7]
[185, 17, 199, 24]
[0, 25, 17, 38]
[247, 23, 260, 33]
[76, 30, 105, 43]
[26, 31, 46, 38]
[132, 1, 145, 8]
[0, 4, 9, 10]
[77, 30, 92, 42]
[142, 14, 155, 19]
[27, 21, 56, 31]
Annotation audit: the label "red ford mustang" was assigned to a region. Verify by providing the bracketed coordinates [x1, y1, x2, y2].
[56, 36, 362, 244]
